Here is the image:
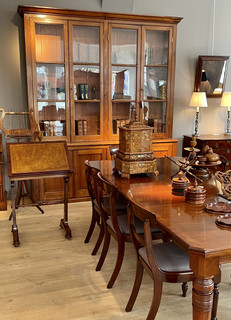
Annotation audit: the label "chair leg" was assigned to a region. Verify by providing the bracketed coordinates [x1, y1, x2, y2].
[96, 229, 111, 271]
[91, 223, 104, 255]
[211, 282, 219, 320]
[107, 240, 125, 289]
[147, 277, 163, 320]
[182, 282, 188, 297]
[126, 260, 144, 312]
[84, 208, 99, 243]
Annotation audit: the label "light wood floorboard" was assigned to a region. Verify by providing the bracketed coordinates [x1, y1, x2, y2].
[0, 201, 230, 320]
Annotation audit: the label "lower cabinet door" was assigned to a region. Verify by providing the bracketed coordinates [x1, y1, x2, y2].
[74, 147, 107, 199]
[153, 141, 177, 158]
[32, 150, 74, 202]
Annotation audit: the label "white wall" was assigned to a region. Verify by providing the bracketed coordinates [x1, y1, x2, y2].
[0, 0, 231, 191]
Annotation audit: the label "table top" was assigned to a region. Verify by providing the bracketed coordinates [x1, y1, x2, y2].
[7, 141, 71, 180]
[90, 158, 231, 260]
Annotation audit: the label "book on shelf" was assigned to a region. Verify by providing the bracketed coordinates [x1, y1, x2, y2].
[77, 119, 83, 135]
[148, 118, 162, 133]
[84, 84, 89, 100]
[75, 119, 88, 136]
[157, 119, 162, 133]
[79, 84, 85, 100]
[82, 120, 87, 135]
[112, 119, 129, 134]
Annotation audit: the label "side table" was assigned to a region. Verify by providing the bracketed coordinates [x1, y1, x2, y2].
[183, 134, 231, 170]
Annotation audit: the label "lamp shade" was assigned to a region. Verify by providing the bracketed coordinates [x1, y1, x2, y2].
[189, 92, 208, 108]
[220, 92, 231, 107]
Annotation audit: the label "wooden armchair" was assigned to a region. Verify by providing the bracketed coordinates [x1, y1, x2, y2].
[95, 172, 162, 289]
[126, 197, 221, 320]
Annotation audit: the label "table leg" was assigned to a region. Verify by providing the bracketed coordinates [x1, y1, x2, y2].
[192, 276, 214, 320]
[60, 176, 72, 239]
[11, 181, 20, 247]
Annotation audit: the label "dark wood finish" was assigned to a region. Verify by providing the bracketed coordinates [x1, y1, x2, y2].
[18, 6, 180, 202]
[183, 134, 231, 170]
[89, 159, 231, 320]
[126, 199, 194, 319]
[194, 56, 229, 98]
[95, 171, 161, 289]
[84, 160, 103, 256]
[6, 141, 72, 246]
[95, 171, 129, 288]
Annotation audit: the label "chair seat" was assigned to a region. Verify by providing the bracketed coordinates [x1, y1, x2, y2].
[107, 215, 160, 235]
[103, 194, 128, 213]
[139, 241, 192, 273]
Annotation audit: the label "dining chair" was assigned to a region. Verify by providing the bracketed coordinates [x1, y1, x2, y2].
[84, 160, 128, 256]
[126, 197, 221, 320]
[95, 172, 162, 289]
[109, 145, 119, 159]
[84, 160, 103, 256]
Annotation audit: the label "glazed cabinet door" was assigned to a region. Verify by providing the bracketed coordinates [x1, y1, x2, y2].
[69, 21, 104, 142]
[108, 23, 177, 140]
[141, 26, 176, 139]
[108, 24, 141, 139]
[25, 16, 70, 140]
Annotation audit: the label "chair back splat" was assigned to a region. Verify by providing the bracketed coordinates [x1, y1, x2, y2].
[96, 172, 162, 289]
[83, 160, 103, 256]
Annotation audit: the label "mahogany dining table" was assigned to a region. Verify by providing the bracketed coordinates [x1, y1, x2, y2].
[89, 158, 231, 320]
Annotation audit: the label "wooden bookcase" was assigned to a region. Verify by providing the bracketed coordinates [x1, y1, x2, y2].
[18, 6, 181, 201]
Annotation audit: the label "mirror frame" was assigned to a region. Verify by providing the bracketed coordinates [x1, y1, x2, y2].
[194, 55, 230, 98]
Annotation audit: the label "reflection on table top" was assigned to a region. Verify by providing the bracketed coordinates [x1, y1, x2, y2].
[89, 158, 231, 260]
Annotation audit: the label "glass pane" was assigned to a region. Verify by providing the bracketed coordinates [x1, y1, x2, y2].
[38, 102, 66, 136]
[73, 26, 99, 63]
[73, 65, 100, 100]
[145, 30, 168, 65]
[112, 66, 136, 100]
[75, 102, 100, 136]
[143, 101, 166, 133]
[144, 67, 167, 100]
[112, 28, 137, 64]
[35, 24, 64, 62]
[37, 64, 65, 100]
[112, 102, 131, 134]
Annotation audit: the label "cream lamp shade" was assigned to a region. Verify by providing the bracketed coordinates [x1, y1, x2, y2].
[189, 92, 208, 111]
[220, 92, 231, 111]
[220, 92, 231, 135]
[189, 92, 208, 136]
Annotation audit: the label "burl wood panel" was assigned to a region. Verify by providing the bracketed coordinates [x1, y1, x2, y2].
[7, 141, 70, 177]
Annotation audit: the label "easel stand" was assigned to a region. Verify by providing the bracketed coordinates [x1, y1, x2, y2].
[7, 141, 72, 247]
[9, 180, 44, 221]
[10, 176, 71, 247]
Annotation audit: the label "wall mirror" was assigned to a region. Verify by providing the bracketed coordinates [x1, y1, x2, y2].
[194, 55, 229, 98]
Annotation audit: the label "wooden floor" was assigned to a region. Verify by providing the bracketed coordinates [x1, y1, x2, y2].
[0, 201, 230, 320]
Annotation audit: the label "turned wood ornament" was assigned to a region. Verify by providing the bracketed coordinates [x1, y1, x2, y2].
[185, 179, 206, 204]
[172, 171, 189, 196]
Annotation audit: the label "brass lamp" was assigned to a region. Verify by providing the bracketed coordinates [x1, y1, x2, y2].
[189, 92, 208, 136]
[220, 92, 231, 135]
